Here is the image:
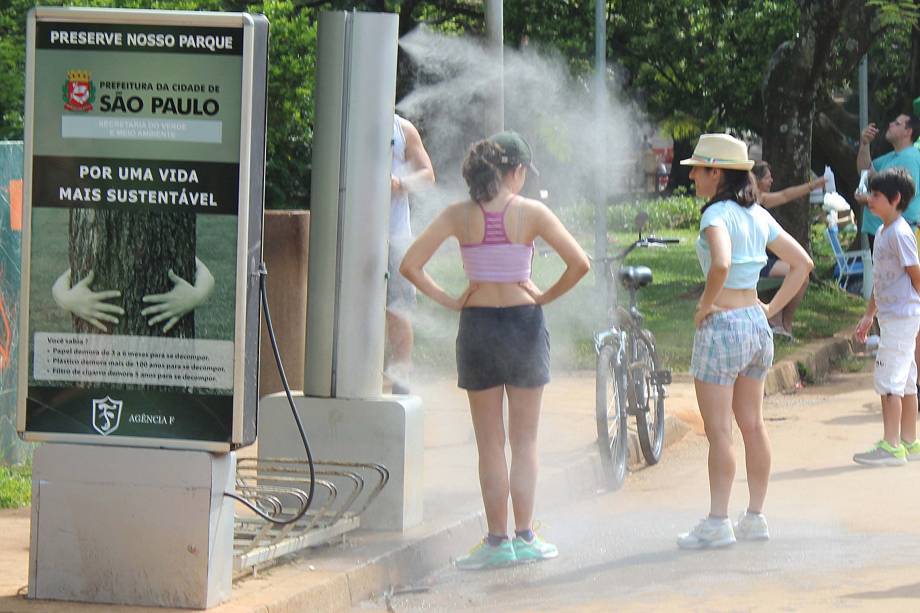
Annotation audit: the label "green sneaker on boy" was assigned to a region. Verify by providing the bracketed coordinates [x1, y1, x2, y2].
[853, 440, 907, 466]
[903, 439, 920, 461]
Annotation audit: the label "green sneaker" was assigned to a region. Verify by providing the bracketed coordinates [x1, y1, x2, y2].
[903, 439, 920, 461]
[511, 534, 559, 563]
[853, 440, 907, 466]
[455, 538, 516, 570]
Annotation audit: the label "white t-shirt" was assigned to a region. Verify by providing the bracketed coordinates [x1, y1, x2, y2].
[696, 200, 781, 289]
[873, 216, 920, 319]
[390, 116, 411, 239]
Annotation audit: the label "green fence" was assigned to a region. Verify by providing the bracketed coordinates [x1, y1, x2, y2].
[0, 141, 29, 465]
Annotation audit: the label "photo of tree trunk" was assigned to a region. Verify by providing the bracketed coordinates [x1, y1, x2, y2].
[68, 209, 196, 338]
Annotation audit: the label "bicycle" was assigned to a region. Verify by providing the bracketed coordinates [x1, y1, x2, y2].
[594, 218, 678, 490]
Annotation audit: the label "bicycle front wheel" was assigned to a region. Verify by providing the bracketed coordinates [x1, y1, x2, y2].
[632, 330, 666, 465]
[596, 343, 627, 490]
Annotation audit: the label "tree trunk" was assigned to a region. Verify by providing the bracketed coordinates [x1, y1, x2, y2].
[761, 1, 873, 253]
[813, 109, 861, 234]
[69, 209, 196, 338]
[665, 137, 693, 194]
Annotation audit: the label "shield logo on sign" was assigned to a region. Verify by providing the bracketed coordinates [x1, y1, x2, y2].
[92, 396, 122, 436]
[62, 70, 95, 112]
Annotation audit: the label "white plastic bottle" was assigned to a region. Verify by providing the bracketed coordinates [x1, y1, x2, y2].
[823, 165, 837, 194]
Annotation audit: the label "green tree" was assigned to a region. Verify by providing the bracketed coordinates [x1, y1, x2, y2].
[763, 1, 919, 250]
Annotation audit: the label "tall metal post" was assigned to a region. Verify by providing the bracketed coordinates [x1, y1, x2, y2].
[859, 53, 869, 250]
[485, 0, 504, 133]
[304, 12, 397, 399]
[594, 0, 608, 308]
[263, 11, 424, 533]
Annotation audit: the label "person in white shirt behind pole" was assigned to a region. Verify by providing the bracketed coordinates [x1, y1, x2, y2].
[387, 114, 435, 394]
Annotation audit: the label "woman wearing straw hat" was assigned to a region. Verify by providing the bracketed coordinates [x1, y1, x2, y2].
[677, 134, 813, 549]
[400, 131, 589, 568]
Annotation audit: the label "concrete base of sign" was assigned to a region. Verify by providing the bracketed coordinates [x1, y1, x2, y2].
[258, 393, 423, 531]
[28, 443, 235, 609]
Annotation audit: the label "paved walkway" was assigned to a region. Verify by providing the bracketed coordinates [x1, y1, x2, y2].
[372, 364, 919, 612]
[0, 335, 846, 612]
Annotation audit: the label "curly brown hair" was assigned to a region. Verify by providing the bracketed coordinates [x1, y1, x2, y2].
[461, 139, 517, 202]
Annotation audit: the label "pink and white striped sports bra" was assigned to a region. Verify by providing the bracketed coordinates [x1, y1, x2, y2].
[459, 196, 534, 283]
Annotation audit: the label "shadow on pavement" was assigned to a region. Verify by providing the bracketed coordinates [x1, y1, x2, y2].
[823, 412, 879, 426]
[488, 548, 685, 593]
[771, 464, 865, 481]
[844, 581, 920, 600]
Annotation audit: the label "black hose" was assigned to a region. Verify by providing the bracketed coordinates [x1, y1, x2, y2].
[224, 262, 316, 525]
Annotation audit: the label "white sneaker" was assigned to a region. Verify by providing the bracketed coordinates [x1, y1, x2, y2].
[677, 517, 735, 550]
[734, 511, 770, 541]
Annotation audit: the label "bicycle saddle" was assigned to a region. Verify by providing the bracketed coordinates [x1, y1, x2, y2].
[618, 266, 652, 289]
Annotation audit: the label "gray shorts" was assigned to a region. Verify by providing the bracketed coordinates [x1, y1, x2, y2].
[387, 237, 416, 315]
[690, 305, 773, 386]
[456, 304, 551, 391]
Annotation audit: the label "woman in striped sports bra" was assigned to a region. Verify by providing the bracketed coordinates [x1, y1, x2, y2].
[400, 131, 589, 569]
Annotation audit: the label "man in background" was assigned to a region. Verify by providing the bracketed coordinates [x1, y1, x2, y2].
[856, 113, 920, 248]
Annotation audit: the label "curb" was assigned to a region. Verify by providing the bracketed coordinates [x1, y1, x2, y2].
[765, 334, 855, 396]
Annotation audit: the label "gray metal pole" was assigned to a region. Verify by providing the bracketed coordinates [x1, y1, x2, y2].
[485, 0, 504, 132]
[858, 54, 868, 131]
[858, 53, 869, 250]
[594, 0, 607, 308]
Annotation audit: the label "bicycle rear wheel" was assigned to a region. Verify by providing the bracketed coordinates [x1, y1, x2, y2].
[632, 330, 666, 465]
[596, 343, 627, 490]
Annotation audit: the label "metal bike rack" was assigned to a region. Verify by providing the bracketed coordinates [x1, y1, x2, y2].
[232, 457, 389, 576]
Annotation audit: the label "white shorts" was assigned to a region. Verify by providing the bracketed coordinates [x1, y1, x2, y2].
[875, 314, 920, 396]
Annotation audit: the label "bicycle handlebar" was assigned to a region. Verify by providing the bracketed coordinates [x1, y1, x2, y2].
[591, 235, 679, 263]
[585, 236, 680, 263]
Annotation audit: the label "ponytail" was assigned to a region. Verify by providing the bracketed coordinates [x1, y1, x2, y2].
[462, 140, 513, 202]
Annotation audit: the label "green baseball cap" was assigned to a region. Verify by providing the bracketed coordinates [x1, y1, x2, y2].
[490, 131, 540, 176]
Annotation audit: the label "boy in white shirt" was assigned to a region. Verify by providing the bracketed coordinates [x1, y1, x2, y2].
[855, 168, 920, 465]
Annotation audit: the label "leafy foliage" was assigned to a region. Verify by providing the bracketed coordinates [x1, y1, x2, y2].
[2, 0, 919, 209]
[868, 0, 920, 25]
[0, 462, 30, 509]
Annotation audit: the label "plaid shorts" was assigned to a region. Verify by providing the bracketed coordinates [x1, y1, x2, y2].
[690, 305, 773, 386]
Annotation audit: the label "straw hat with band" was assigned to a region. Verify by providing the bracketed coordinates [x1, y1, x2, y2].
[491, 131, 540, 176]
[680, 134, 754, 171]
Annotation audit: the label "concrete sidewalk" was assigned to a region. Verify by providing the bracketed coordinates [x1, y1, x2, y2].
[0, 335, 850, 612]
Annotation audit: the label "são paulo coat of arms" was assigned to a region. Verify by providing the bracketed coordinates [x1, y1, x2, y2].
[62, 69, 95, 112]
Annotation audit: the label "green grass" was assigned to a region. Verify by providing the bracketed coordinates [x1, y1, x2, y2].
[0, 462, 30, 509]
[836, 354, 873, 374]
[412, 199, 868, 377]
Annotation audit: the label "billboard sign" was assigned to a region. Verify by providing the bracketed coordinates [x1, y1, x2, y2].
[18, 8, 268, 451]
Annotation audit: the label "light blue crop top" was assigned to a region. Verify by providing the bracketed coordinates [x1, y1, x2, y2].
[695, 200, 781, 289]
